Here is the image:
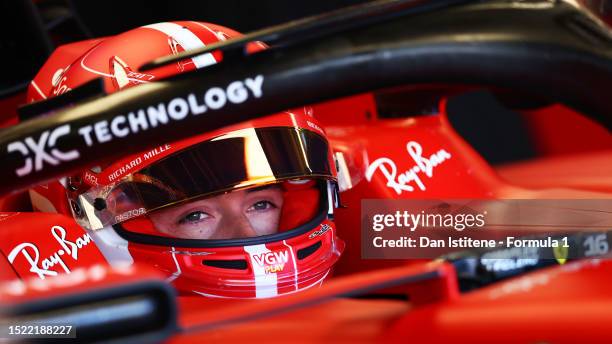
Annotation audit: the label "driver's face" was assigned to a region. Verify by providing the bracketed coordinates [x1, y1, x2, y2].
[149, 185, 284, 240]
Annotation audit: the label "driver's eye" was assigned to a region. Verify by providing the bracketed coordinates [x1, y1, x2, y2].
[179, 211, 210, 224]
[247, 200, 275, 212]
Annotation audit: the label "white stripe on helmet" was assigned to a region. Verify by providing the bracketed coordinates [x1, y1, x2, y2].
[244, 244, 278, 298]
[166, 246, 182, 282]
[30, 80, 47, 99]
[143, 22, 217, 69]
[283, 240, 299, 291]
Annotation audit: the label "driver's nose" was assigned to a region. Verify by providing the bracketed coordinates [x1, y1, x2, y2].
[222, 213, 258, 239]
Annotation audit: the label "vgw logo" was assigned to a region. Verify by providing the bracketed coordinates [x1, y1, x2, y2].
[253, 250, 289, 274]
[7, 124, 79, 177]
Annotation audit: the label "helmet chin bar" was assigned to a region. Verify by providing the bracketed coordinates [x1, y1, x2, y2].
[190, 267, 333, 299]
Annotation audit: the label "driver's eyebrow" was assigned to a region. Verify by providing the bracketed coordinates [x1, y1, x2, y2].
[246, 184, 279, 193]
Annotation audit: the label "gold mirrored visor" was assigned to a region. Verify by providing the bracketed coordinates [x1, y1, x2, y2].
[74, 127, 334, 230]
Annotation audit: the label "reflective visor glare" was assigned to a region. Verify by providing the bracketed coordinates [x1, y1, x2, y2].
[76, 127, 333, 230]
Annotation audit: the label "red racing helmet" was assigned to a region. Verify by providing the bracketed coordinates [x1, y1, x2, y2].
[26, 21, 344, 298]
